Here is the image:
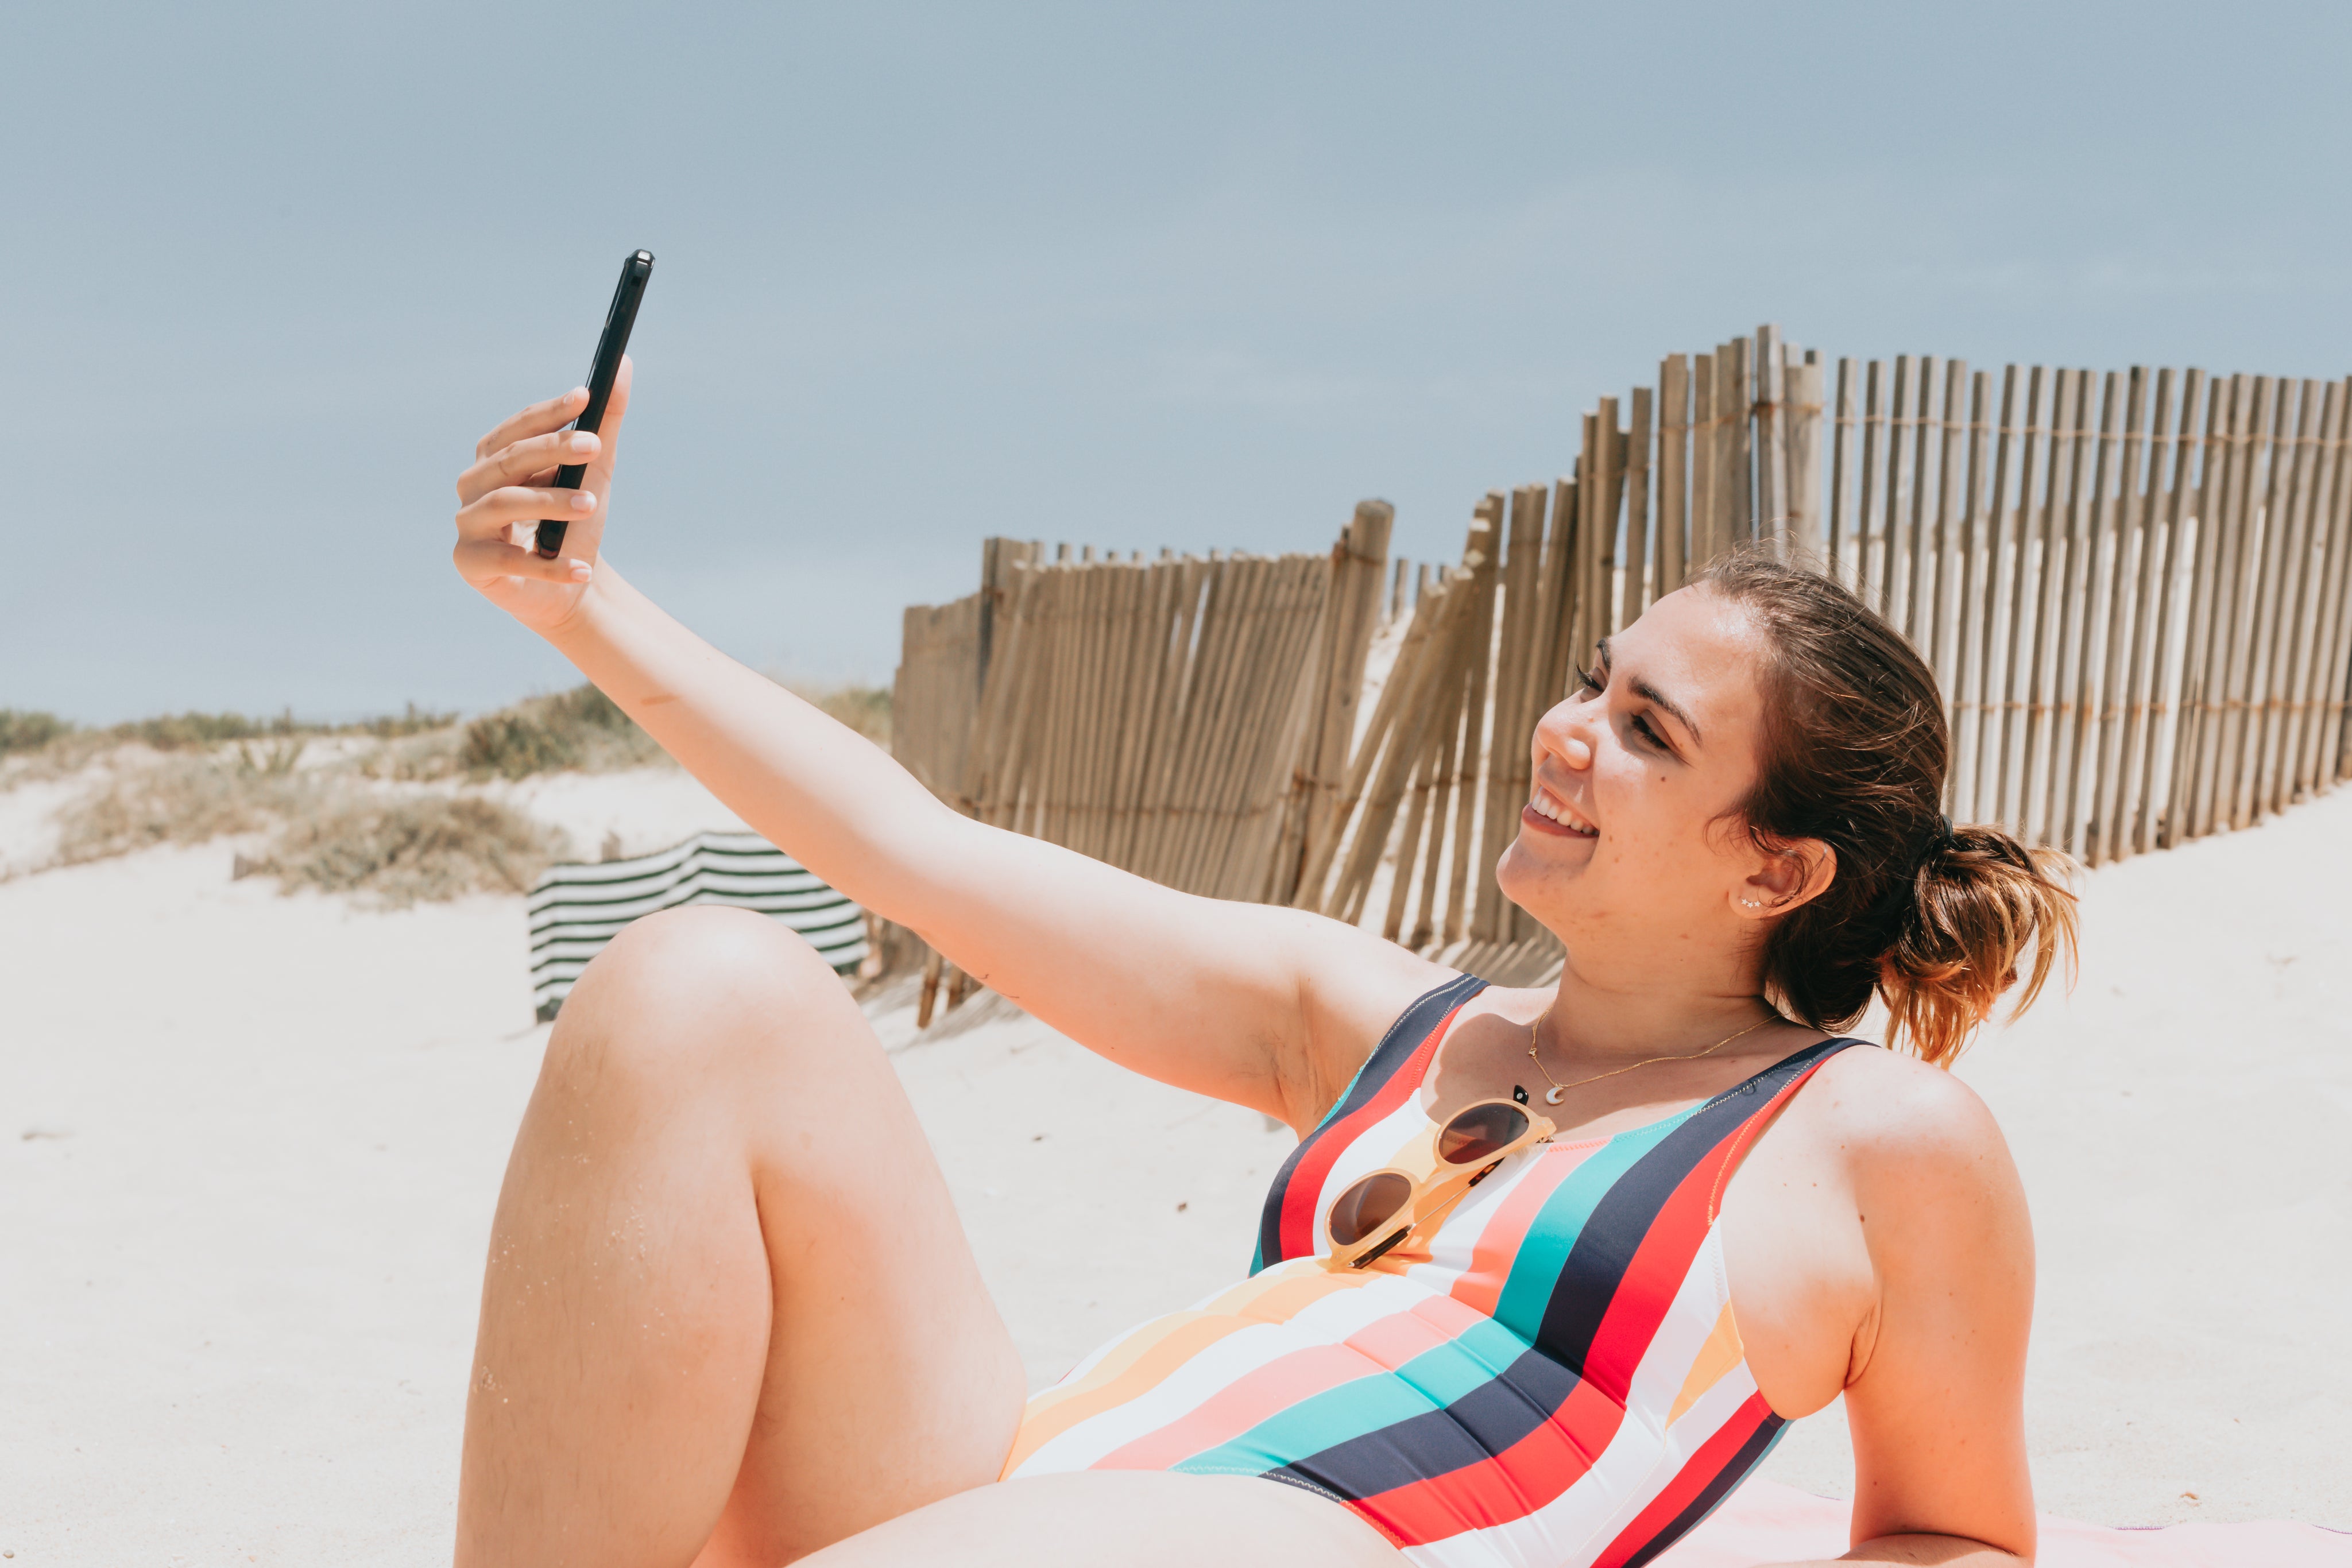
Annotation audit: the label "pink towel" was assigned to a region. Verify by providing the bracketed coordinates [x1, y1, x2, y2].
[1654, 1479, 2352, 1566]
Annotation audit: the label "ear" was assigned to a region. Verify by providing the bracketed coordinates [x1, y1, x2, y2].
[1732, 835, 1836, 922]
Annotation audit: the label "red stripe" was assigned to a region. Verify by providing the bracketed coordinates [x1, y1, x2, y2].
[1587, 1391, 1776, 1568]
[1585, 1062, 1840, 1404]
[1581, 1159, 1723, 1404]
[1346, 1376, 1624, 1542]
[1276, 1001, 1466, 1258]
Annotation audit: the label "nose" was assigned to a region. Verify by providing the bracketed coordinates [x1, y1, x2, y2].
[1532, 699, 1597, 772]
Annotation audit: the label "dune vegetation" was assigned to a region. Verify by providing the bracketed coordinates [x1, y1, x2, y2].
[6, 680, 890, 905]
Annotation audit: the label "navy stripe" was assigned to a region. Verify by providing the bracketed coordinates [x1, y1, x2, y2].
[1535, 1038, 1860, 1371]
[1252, 971, 1487, 1272]
[1619, 1410, 1787, 1568]
[1264, 1344, 1583, 1501]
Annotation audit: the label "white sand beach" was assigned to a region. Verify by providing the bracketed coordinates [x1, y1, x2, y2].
[3, 764, 2348, 1564]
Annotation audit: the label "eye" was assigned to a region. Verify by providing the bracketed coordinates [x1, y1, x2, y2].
[1573, 661, 1603, 694]
[1631, 715, 1664, 749]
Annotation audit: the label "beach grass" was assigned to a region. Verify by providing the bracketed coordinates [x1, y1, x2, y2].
[15, 680, 891, 903]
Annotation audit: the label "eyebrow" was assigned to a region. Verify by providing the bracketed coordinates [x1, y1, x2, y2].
[1596, 637, 1703, 748]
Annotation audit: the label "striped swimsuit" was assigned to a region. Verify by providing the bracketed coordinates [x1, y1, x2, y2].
[1003, 973, 1861, 1568]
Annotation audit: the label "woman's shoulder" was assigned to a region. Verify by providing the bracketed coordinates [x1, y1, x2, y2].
[1797, 1038, 2017, 1187]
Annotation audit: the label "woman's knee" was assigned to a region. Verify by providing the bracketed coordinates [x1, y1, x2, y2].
[549, 905, 863, 1094]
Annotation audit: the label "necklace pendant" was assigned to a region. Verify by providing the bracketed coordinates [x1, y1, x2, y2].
[1544, 1086, 1568, 1106]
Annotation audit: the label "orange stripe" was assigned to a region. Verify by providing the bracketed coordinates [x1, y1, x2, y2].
[1000, 1264, 1361, 1473]
[1092, 1341, 1386, 1471]
[1665, 1299, 1744, 1428]
[1093, 1287, 1495, 1473]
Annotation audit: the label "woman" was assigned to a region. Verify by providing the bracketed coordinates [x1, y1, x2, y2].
[450, 363, 2075, 1568]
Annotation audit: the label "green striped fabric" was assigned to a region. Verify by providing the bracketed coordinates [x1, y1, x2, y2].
[527, 831, 866, 1021]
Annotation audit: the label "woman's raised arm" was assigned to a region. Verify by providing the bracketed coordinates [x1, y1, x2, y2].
[452, 365, 1440, 1124]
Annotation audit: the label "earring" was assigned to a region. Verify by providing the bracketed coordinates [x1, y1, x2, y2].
[1739, 896, 1763, 908]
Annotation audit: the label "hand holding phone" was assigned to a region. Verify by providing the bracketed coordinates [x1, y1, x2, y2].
[536, 249, 654, 558]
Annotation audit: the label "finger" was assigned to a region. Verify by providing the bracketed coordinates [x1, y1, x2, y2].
[575, 355, 632, 494]
[455, 425, 602, 505]
[454, 483, 599, 544]
[553, 355, 633, 563]
[453, 535, 596, 586]
[472, 385, 590, 463]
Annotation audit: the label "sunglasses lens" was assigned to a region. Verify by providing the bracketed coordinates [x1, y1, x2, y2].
[1328, 1171, 1414, 1247]
[1439, 1102, 1529, 1166]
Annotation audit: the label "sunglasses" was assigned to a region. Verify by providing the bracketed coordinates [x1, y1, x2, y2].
[1324, 1098, 1556, 1269]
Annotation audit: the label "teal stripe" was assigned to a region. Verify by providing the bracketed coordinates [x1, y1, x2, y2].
[1491, 1111, 1696, 1341]
[1171, 1314, 1531, 1477]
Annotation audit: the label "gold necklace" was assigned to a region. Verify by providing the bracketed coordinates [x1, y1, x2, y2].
[1525, 1006, 1774, 1106]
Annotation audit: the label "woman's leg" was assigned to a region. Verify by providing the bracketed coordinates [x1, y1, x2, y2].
[454, 905, 1027, 1568]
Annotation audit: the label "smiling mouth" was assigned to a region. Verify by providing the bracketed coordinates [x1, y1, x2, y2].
[1524, 785, 1597, 839]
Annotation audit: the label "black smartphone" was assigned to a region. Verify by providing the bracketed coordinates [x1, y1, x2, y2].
[536, 249, 655, 557]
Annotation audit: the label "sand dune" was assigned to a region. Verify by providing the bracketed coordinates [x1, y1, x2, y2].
[2, 763, 2346, 1562]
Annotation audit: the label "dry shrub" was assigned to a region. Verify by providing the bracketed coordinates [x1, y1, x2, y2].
[1, 710, 73, 756]
[51, 747, 559, 905]
[358, 726, 465, 782]
[55, 752, 318, 864]
[255, 793, 562, 907]
[459, 684, 667, 779]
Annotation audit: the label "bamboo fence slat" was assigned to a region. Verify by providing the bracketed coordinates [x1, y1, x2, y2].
[2210, 377, 2269, 833]
[1475, 489, 1546, 940]
[2292, 383, 2345, 803]
[1829, 358, 1857, 587]
[1757, 324, 1787, 552]
[1997, 367, 2051, 832]
[1623, 388, 1655, 621]
[1441, 500, 1504, 944]
[2232, 378, 2293, 828]
[2134, 370, 2199, 853]
[2302, 382, 2352, 792]
[1948, 370, 1992, 819]
[2105, 368, 2155, 861]
[1966, 369, 2016, 821]
[2261, 380, 2316, 820]
[2173, 377, 2234, 844]
[1728, 338, 1754, 548]
[1659, 357, 1690, 592]
[1858, 359, 1886, 609]
[1699, 346, 1724, 565]
[2057, 372, 2122, 855]
[1788, 359, 1827, 564]
[1901, 355, 1934, 640]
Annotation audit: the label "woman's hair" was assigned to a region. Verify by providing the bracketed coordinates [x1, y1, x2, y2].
[1693, 547, 2078, 1067]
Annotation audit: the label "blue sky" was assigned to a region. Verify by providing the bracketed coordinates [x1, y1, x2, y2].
[6, 2, 2349, 722]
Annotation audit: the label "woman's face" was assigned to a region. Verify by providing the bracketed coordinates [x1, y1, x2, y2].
[1496, 585, 1784, 953]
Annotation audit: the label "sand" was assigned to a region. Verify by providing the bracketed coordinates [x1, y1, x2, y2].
[2, 762, 2347, 1564]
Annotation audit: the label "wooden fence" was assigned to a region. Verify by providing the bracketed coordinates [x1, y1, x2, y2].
[892, 326, 2352, 998]
[887, 508, 1392, 1017]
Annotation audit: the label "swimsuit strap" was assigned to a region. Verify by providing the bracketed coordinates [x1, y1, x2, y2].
[1253, 971, 1488, 1272]
[1530, 1036, 1865, 1401]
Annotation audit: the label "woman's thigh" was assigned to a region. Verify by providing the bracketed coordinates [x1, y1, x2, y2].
[799, 1472, 1406, 1568]
[463, 905, 1024, 1568]
[705, 919, 1030, 1561]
